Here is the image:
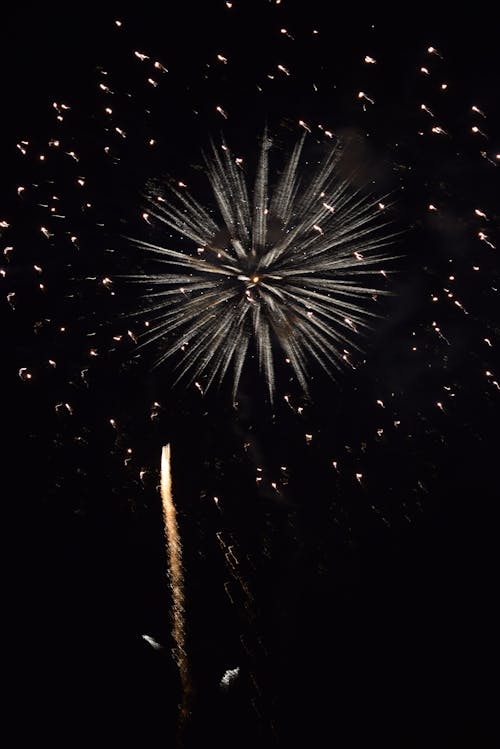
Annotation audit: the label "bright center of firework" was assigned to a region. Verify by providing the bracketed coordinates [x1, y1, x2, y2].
[132, 132, 393, 401]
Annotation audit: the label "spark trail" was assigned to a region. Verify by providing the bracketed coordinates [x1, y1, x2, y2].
[160, 443, 191, 738]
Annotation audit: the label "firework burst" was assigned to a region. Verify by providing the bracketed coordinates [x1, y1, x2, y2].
[128, 132, 395, 401]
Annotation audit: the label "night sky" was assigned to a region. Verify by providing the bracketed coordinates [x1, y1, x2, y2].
[2, 4, 498, 747]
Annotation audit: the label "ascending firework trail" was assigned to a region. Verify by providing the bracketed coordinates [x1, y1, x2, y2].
[160, 444, 192, 742]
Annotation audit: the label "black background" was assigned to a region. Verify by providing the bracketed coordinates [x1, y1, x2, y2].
[2, 4, 498, 747]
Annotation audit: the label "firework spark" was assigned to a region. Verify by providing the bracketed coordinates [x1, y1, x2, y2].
[128, 133, 395, 401]
[160, 444, 191, 734]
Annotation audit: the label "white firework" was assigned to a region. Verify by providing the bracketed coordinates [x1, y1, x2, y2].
[128, 132, 395, 401]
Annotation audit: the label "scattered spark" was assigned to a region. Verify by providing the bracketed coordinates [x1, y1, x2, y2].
[478, 232, 495, 249]
[220, 667, 240, 690]
[427, 46, 443, 58]
[277, 64, 290, 76]
[358, 91, 375, 105]
[142, 634, 163, 651]
[154, 61, 168, 73]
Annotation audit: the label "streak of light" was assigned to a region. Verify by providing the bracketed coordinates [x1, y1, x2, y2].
[358, 91, 375, 104]
[18, 368, 32, 381]
[478, 232, 495, 249]
[427, 46, 443, 58]
[142, 634, 163, 650]
[220, 667, 240, 690]
[161, 444, 191, 732]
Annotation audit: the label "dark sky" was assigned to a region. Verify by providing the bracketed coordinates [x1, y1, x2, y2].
[2, 5, 499, 747]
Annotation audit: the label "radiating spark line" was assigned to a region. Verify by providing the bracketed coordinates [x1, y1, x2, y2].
[160, 444, 191, 737]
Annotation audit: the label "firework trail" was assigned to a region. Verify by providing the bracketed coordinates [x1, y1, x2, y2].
[160, 443, 191, 737]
